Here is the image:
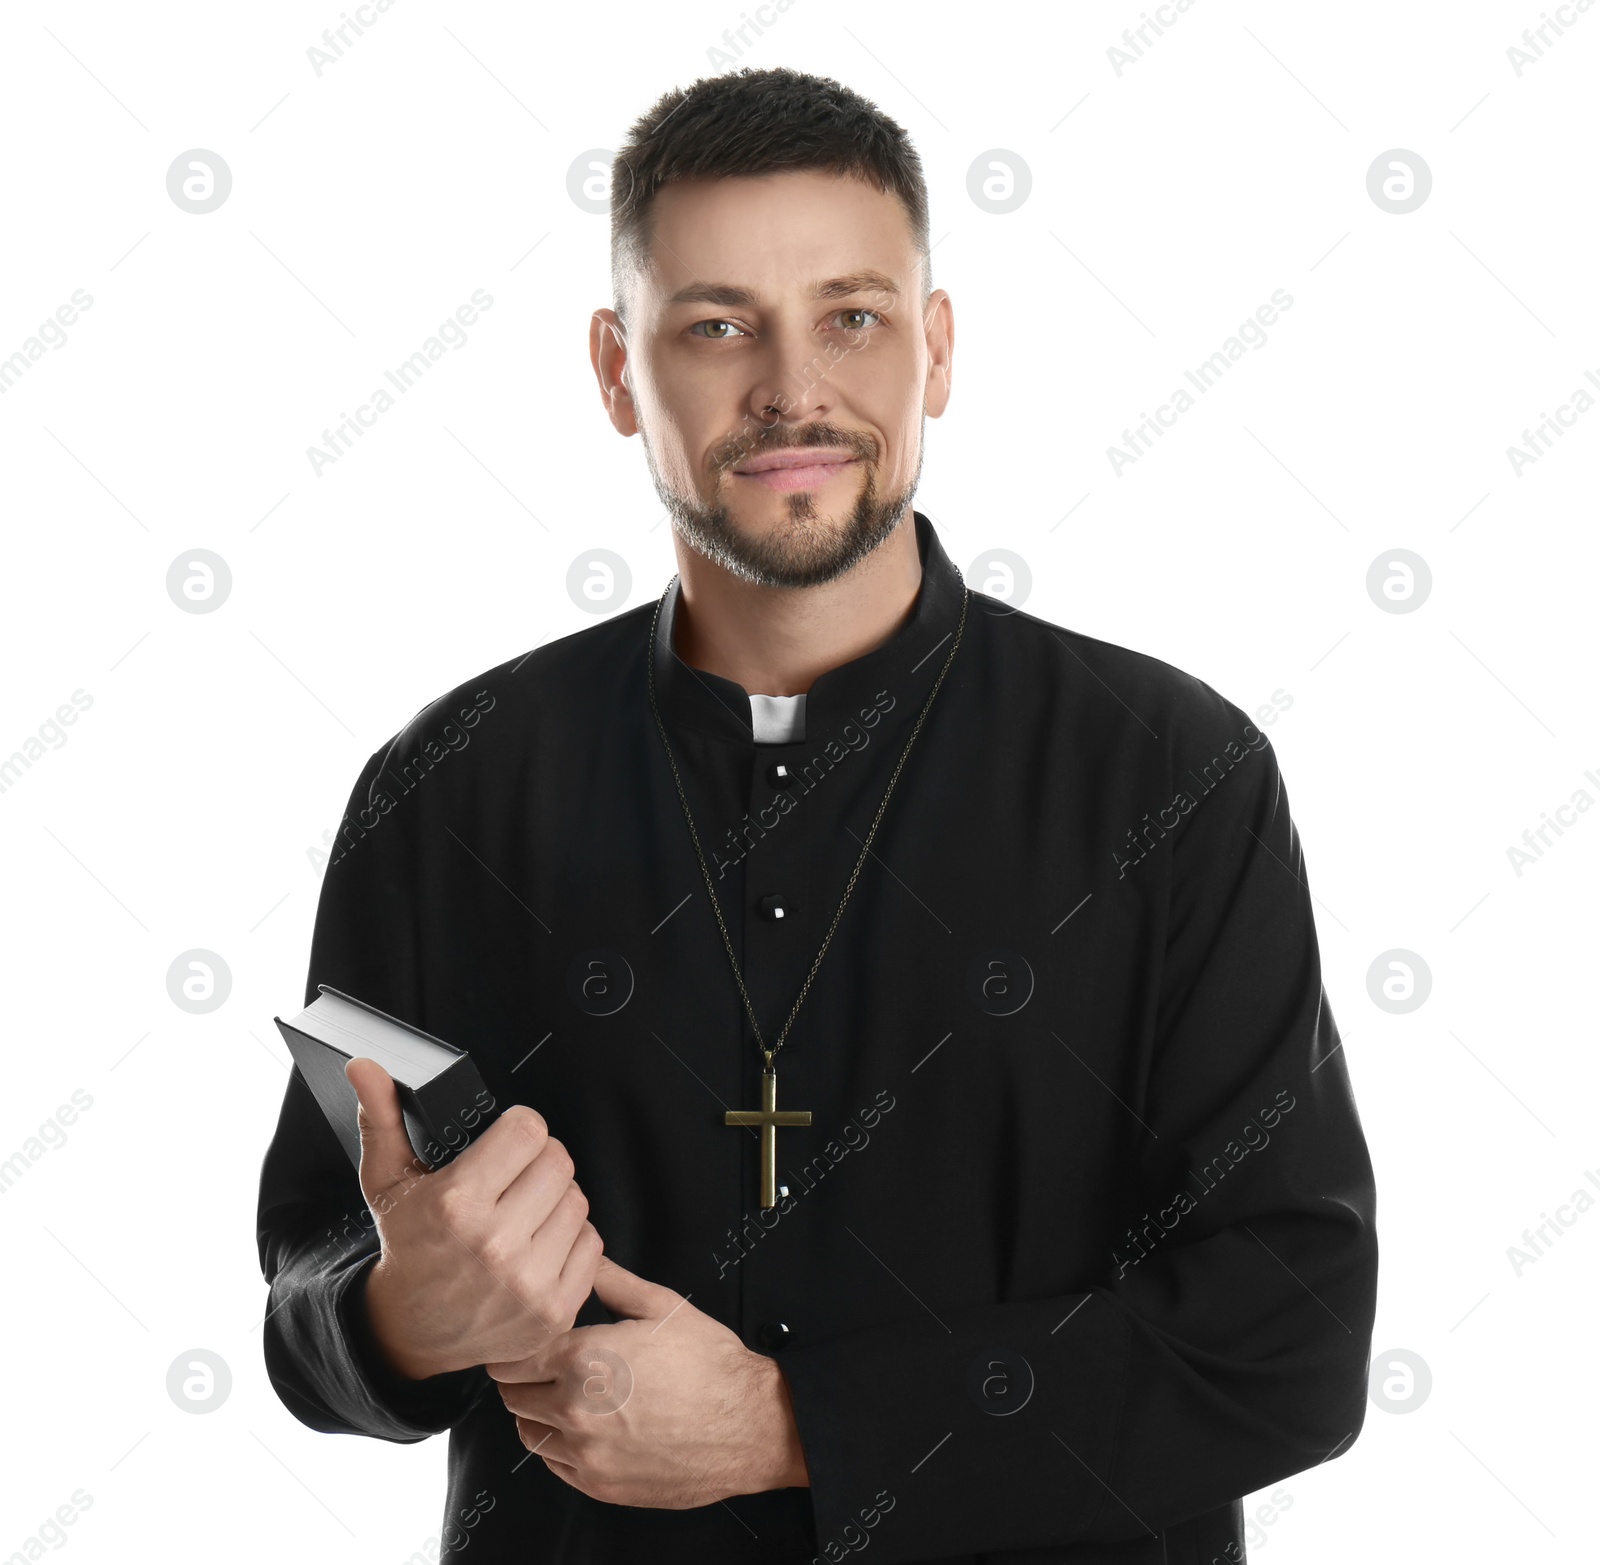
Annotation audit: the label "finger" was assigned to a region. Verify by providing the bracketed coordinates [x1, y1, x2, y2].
[465, 1207, 590, 1363]
[497, 1378, 564, 1421]
[346, 1058, 429, 1198]
[494, 1134, 580, 1238]
[513, 1417, 570, 1467]
[555, 1221, 605, 1318]
[518, 1185, 595, 1304]
[445, 1104, 553, 1201]
[589, 1254, 679, 1319]
[485, 1348, 558, 1382]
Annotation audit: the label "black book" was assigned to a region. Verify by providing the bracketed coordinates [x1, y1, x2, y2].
[274, 985, 499, 1172]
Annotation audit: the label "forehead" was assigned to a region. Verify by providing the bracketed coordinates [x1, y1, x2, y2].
[638, 169, 916, 306]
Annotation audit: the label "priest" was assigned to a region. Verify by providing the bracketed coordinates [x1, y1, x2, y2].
[257, 64, 1378, 1565]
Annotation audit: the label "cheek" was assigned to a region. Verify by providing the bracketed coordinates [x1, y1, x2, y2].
[640, 372, 739, 473]
[638, 405, 703, 478]
[843, 370, 923, 459]
[871, 412, 924, 480]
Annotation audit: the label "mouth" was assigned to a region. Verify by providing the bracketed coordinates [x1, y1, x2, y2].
[730, 451, 862, 493]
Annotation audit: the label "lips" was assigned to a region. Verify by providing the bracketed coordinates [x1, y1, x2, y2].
[732, 450, 857, 475]
[732, 453, 862, 493]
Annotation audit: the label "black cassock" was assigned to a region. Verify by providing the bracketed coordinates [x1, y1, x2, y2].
[257, 511, 1378, 1564]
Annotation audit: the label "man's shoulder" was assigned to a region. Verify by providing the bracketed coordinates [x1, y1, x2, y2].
[375, 601, 657, 766]
[981, 595, 1268, 756]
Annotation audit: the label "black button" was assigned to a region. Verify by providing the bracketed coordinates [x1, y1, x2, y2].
[766, 762, 797, 788]
[757, 1320, 791, 1350]
[759, 894, 788, 921]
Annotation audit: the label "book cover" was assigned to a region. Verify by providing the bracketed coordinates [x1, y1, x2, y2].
[273, 985, 499, 1172]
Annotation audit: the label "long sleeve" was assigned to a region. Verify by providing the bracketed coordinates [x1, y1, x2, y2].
[775, 727, 1379, 1562]
[255, 740, 489, 1441]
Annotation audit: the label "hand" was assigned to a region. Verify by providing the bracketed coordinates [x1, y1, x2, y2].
[486, 1255, 810, 1509]
[347, 1057, 604, 1381]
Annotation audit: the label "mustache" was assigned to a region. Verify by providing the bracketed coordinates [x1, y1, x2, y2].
[715, 425, 876, 473]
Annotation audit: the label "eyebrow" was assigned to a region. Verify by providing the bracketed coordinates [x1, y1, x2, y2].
[664, 269, 901, 309]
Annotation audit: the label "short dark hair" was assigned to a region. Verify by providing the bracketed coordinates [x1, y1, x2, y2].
[610, 66, 931, 327]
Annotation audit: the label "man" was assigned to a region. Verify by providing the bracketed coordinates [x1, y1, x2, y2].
[257, 65, 1378, 1565]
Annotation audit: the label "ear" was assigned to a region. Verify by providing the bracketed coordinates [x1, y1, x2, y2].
[922, 288, 954, 418]
[590, 308, 640, 435]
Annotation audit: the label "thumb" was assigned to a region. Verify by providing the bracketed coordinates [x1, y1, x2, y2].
[590, 1255, 680, 1321]
[346, 1056, 424, 1197]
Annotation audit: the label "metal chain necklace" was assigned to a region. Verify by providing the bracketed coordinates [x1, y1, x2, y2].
[646, 574, 968, 1207]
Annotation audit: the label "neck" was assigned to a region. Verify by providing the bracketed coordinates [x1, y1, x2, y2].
[671, 512, 923, 696]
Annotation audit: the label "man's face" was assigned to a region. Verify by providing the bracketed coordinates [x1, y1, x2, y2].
[595, 169, 953, 588]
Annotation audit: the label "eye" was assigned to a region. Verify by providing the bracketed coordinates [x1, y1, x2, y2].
[689, 319, 750, 339]
[834, 308, 883, 331]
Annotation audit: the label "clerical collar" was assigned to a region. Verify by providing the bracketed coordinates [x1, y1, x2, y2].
[651, 510, 965, 747]
[748, 692, 807, 744]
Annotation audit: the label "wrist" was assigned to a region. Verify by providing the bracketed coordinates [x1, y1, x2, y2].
[751, 1352, 810, 1489]
[362, 1259, 440, 1382]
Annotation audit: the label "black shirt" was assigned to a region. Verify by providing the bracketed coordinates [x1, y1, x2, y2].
[256, 510, 1378, 1563]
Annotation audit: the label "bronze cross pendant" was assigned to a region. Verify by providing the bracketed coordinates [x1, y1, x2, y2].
[724, 1068, 812, 1210]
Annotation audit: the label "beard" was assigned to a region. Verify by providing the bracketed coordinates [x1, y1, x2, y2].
[641, 415, 924, 589]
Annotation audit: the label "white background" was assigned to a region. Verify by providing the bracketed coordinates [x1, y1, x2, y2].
[1, 1, 1595, 1560]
